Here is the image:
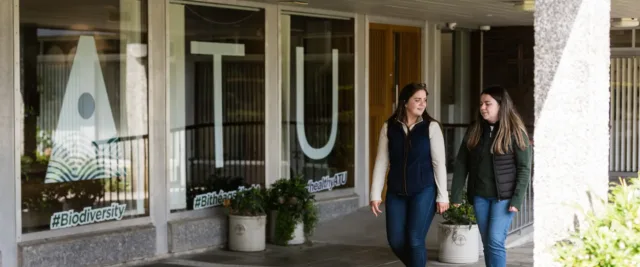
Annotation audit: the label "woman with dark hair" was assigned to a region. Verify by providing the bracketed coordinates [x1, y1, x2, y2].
[370, 82, 449, 267]
[451, 85, 532, 267]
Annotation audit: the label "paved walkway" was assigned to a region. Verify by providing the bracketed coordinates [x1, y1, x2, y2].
[136, 207, 533, 267]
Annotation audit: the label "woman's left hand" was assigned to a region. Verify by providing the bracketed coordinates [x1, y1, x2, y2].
[509, 206, 519, 213]
[437, 202, 450, 214]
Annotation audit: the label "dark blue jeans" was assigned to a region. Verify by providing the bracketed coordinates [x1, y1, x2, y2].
[385, 185, 437, 267]
[473, 196, 516, 267]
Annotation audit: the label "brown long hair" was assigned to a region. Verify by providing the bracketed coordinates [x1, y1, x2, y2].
[387, 82, 439, 127]
[466, 85, 528, 154]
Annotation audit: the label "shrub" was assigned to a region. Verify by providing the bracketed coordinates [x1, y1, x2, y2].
[266, 175, 318, 245]
[442, 202, 477, 226]
[224, 187, 266, 217]
[554, 176, 640, 267]
[442, 191, 476, 226]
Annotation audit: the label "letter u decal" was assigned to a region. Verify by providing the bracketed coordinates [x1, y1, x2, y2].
[295, 47, 339, 160]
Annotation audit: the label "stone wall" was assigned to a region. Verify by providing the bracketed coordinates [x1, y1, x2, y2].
[19, 225, 155, 267]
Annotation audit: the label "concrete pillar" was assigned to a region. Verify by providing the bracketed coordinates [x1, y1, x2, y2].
[265, 4, 281, 187]
[452, 30, 471, 148]
[0, 0, 17, 266]
[424, 22, 441, 120]
[148, 0, 169, 255]
[533, 0, 610, 266]
[354, 13, 368, 207]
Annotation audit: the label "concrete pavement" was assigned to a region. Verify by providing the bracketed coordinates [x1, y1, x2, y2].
[134, 207, 533, 267]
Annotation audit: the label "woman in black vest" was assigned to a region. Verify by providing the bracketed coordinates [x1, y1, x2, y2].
[451, 85, 532, 267]
[370, 82, 449, 267]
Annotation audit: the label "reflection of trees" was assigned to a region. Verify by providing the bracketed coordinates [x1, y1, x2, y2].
[22, 26, 40, 160]
[21, 133, 149, 232]
[21, 147, 105, 232]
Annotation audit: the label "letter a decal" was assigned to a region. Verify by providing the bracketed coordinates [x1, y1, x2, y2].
[45, 36, 124, 183]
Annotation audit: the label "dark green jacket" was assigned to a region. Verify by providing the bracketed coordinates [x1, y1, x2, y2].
[451, 122, 532, 210]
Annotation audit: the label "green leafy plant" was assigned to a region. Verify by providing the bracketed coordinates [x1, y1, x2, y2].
[554, 176, 640, 267]
[267, 175, 318, 245]
[442, 191, 476, 226]
[224, 187, 266, 217]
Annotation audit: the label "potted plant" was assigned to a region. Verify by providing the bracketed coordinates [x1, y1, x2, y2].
[266, 175, 318, 246]
[223, 186, 267, 252]
[438, 193, 480, 264]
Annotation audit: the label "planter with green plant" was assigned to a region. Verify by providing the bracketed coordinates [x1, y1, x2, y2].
[224, 186, 267, 252]
[554, 176, 640, 267]
[438, 194, 479, 264]
[266, 176, 318, 246]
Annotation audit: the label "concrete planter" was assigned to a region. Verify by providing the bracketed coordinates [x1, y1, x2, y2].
[438, 223, 480, 264]
[228, 214, 267, 252]
[268, 210, 305, 245]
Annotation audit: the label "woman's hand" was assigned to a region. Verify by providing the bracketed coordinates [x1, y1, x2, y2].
[436, 202, 450, 214]
[370, 200, 382, 217]
[509, 206, 519, 213]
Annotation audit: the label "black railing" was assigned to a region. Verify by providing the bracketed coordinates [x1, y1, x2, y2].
[170, 121, 266, 188]
[168, 120, 355, 192]
[92, 134, 149, 213]
[282, 121, 355, 187]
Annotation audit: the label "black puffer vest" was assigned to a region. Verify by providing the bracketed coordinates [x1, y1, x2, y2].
[486, 121, 517, 199]
[386, 120, 435, 196]
[493, 149, 517, 199]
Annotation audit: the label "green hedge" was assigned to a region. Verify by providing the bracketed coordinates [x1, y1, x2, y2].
[554, 176, 640, 267]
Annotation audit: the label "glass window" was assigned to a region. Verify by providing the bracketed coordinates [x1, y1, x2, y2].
[611, 30, 633, 48]
[281, 14, 355, 192]
[19, 0, 149, 233]
[167, 3, 266, 212]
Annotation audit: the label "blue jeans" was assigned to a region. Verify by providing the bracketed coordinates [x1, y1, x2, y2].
[385, 185, 437, 267]
[473, 196, 516, 267]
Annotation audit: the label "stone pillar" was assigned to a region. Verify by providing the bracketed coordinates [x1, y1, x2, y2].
[148, 0, 169, 255]
[533, 0, 610, 266]
[0, 0, 17, 266]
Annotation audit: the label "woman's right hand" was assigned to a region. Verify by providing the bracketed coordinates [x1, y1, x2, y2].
[370, 200, 382, 217]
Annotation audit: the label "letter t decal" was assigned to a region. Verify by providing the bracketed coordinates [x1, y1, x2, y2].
[190, 41, 245, 168]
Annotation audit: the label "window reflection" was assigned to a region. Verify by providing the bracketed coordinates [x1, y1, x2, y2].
[611, 30, 633, 48]
[20, 0, 149, 233]
[167, 3, 266, 212]
[281, 14, 355, 191]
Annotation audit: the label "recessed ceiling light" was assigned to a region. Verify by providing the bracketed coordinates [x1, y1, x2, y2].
[612, 18, 639, 28]
[280, 0, 308, 5]
[513, 0, 535, 12]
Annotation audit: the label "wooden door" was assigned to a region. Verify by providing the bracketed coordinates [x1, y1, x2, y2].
[369, 23, 422, 202]
[396, 29, 423, 89]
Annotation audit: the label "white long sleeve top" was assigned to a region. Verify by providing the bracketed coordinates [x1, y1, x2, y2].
[369, 119, 449, 203]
